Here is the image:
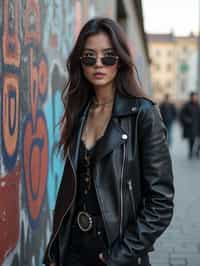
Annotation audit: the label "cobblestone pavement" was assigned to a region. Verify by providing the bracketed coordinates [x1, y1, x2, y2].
[150, 122, 200, 266]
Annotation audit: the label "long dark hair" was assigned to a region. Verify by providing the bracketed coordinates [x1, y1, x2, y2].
[59, 17, 146, 157]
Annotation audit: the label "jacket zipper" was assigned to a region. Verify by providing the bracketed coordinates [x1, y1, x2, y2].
[127, 179, 136, 219]
[120, 142, 127, 238]
[48, 153, 77, 262]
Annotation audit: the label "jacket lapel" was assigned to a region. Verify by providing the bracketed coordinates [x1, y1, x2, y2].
[93, 118, 128, 162]
[93, 92, 139, 162]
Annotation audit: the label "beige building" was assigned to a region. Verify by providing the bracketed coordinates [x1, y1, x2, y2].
[148, 33, 197, 103]
[175, 35, 198, 102]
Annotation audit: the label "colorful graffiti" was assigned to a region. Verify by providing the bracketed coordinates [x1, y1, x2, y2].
[2, 0, 20, 170]
[0, 0, 79, 265]
[1, 1, 21, 264]
[42, 0, 76, 58]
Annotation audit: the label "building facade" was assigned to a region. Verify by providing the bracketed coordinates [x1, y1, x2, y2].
[175, 34, 198, 102]
[0, 1, 150, 266]
[148, 33, 197, 103]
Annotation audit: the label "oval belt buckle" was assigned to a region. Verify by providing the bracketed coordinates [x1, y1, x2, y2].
[77, 211, 93, 232]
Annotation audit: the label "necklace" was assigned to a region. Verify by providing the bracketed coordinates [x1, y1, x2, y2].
[92, 98, 114, 107]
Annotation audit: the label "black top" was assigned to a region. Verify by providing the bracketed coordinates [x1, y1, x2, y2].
[75, 139, 101, 216]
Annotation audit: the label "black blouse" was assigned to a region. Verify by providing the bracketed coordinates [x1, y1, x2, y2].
[75, 139, 101, 216]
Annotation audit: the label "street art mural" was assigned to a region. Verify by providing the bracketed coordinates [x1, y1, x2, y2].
[0, 0, 86, 265]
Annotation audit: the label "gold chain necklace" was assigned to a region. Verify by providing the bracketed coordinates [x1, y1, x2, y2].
[92, 98, 114, 107]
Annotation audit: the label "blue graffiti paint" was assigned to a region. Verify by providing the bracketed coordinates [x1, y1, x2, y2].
[44, 90, 64, 211]
[0, 72, 20, 171]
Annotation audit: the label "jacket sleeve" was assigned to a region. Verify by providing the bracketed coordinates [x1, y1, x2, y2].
[107, 105, 174, 266]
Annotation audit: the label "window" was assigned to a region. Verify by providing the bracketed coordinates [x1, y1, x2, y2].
[155, 64, 160, 71]
[182, 46, 188, 53]
[166, 63, 172, 72]
[156, 49, 161, 56]
[153, 80, 162, 92]
[166, 80, 172, 88]
[167, 50, 172, 56]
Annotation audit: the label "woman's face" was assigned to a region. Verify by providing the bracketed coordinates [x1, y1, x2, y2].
[81, 32, 119, 89]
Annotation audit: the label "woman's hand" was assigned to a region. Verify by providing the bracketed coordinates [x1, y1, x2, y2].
[99, 253, 107, 264]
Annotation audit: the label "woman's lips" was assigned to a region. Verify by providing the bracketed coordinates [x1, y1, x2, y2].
[93, 72, 106, 78]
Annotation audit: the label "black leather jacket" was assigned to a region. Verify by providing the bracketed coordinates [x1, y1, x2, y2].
[44, 92, 174, 266]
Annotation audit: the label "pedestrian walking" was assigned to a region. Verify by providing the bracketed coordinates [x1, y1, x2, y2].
[43, 17, 174, 266]
[159, 94, 177, 145]
[180, 91, 200, 159]
[193, 108, 200, 158]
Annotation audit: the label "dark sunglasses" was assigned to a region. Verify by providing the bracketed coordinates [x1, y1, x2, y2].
[80, 55, 119, 66]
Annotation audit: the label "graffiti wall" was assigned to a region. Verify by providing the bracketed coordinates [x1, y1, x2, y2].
[0, 0, 111, 265]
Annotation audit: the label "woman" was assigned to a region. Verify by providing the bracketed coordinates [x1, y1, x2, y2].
[180, 91, 200, 158]
[43, 17, 174, 266]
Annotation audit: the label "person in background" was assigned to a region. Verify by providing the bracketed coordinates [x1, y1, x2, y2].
[194, 102, 200, 158]
[159, 94, 177, 146]
[43, 17, 174, 266]
[180, 91, 200, 159]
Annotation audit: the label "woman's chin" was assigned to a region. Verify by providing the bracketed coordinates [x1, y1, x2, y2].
[90, 79, 112, 88]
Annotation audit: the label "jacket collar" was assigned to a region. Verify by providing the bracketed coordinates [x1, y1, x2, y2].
[77, 91, 139, 119]
[112, 91, 138, 117]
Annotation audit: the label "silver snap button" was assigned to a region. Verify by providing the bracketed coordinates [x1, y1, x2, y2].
[122, 134, 128, 140]
[137, 257, 142, 264]
[131, 107, 137, 112]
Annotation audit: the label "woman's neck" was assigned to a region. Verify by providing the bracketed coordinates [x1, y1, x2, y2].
[93, 84, 115, 104]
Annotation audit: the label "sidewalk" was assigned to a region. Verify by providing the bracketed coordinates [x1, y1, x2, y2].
[150, 122, 200, 266]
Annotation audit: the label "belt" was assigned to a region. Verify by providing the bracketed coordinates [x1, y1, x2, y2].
[72, 212, 104, 237]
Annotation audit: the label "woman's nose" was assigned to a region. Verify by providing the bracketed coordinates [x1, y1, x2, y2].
[95, 56, 103, 67]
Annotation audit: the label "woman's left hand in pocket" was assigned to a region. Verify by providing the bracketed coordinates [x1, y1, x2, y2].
[99, 253, 107, 264]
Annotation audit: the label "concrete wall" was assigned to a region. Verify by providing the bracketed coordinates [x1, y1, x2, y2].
[122, 0, 152, 94]
[0, 1, 150, 265]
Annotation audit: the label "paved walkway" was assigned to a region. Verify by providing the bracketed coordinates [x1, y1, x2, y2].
[150, 122, 200, 266]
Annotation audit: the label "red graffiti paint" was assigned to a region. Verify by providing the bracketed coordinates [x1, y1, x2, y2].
[3, 0, 21, 67]
[29, 48, 48, 123]
[50, 34, 58, 49]
[24, 0, 41, 45]
[0, 164, 20, 264]
[2, 0, 20, 170]
[22, 47, 48, 223]
[38, 56, 48, 97]
[23, 114, 48, 221]
[75, 0, 82, 40]
[2, 74, 19, 157]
